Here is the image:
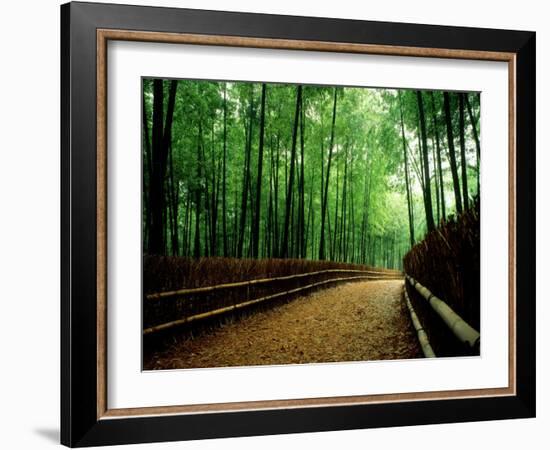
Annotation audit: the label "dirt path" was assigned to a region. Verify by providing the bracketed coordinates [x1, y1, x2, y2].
[145, 280, 421, 370]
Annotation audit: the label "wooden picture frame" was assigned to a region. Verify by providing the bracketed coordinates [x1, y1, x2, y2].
[61, 1, 535, 446]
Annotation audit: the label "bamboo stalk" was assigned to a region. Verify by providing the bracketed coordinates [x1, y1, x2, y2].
[403, 286, 436, 358]
[405, 274, 480, 349]
[146, 268, 402, 300]
[144, 275, 380, 335]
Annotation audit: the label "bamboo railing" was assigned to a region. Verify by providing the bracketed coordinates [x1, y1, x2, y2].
[403, 286, 436, 358]
[146, 268, 401, 300]
[405, 274, 480, 349]
[144, 269, 403, 335]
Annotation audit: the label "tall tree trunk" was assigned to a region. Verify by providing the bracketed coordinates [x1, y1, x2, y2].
[237, 86, 255, 258]
[340, 146, 348, 260]
[281, 85, 302, 258]
[304, 165, 314, 257]
[148, 79, 177, 255]
[319, 142, 324, 253]
[211, 141, 221, 256]
[148, 79, 164, 255]
[193, 122, 203, 258]
[168, 143, 179, 255]
[162, 81, 178, 255]
[319, 88, 338, 260]
[431, 135, 440, 223]
[251, 83, 267, 258]
[266, 139, 275, 258]
[222, 84, 228, 256]
[333, 156, 340, 260]
[290, 167, 296, 258]
[247, 173, 255, 258]
[348, 157, 355, 262]
[443, 92, 463, 214]
[416, 90, 435, 232]
[209, 121, 216, 255]
[273, 136, 280, 257]
[181, 192, 190, 256]
[464, 93, 481, 162]
[327, 197, 333, 259]
[399, 93, 415, 247]
[430, 92, 446, 220]
[298, 93, 306, 258]
[360, 162, 372, 263]
[464, 92, 480, 195]
[459, 93, 469, 210]
[142, 84, 152, 250]
[232, 186, 239, 256]
[200, 133, 211, 257]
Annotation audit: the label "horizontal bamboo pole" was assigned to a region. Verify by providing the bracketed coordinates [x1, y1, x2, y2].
[405, 274, 480, 349]
[144, 274, 383, 335]
[403, 286, 436, 358]
[146, 268, 402, 300]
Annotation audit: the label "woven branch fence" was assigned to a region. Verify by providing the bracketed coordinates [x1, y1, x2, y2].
[144, 268, 402, 334]
[403, 200, 480, 356]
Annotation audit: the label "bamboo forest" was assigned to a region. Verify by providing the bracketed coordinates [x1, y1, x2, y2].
[143, 78, 481, 369]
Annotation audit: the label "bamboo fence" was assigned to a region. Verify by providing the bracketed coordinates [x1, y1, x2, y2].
[405, 274, 480, 349]
[144, 269, 402, 334]
[403, 285, 436, 358]
[146, 268, 401, 300]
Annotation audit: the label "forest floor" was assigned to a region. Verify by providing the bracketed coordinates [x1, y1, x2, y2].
[144, 280, 422, 370]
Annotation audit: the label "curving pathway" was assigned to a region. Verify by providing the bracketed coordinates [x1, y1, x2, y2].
[145, 279, 421, 370]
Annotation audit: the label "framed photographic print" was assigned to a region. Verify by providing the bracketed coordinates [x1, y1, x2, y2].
[61, 1, 536, 447]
